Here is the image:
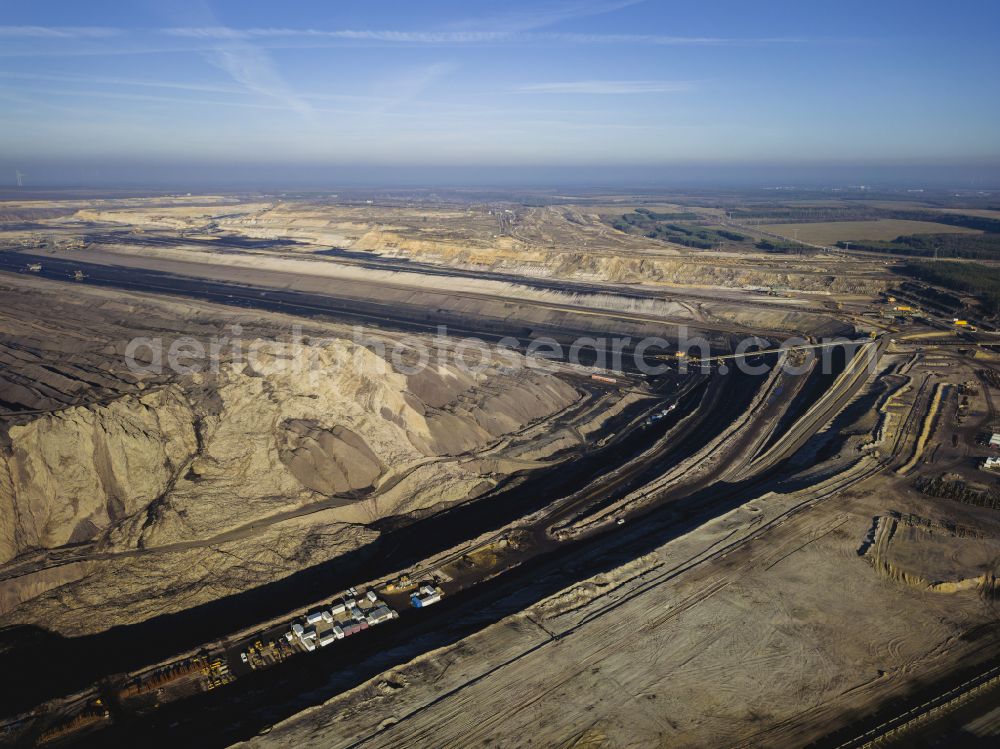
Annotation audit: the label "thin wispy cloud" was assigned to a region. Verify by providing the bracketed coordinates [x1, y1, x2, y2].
[370, 62, 458, 113]
[0, 70, 434, 110]
[4, 85, 285, 110]
[161, 27, 814, 47]
[450, 0, 646, 32]
[148, 2, 315, 118]
[0, 2, 991, 171]
[0, 26, 120, 38]
[4, 84, 374, 118]
[205, 42, 312, 116]
[515, 80, 695, 94]
[540, 32, 811, 45]
[0, 70, 247, 95]
[164, 27, 515, 43]
[0, 26, 822, 59]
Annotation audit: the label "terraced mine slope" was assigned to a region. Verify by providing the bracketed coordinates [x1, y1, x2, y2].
[1, 191, 998, 749]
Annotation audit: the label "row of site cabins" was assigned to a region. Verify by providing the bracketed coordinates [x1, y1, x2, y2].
[287, 585, 444, 652]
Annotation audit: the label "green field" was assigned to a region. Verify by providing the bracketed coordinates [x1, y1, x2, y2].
[759, 219, 981, 245]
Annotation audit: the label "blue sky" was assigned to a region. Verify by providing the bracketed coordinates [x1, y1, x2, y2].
[1, 0, 999, 185]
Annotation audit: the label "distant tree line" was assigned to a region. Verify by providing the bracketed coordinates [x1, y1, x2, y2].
[610, 210, 749, 249]
[730, 206, 878, 222]
[894, 212, 1000, 233]
[753, 239, 803, 253]
[633, 208, 702, 221]
[729, 206, 1000, 234]
[837, 233, 1000, 260]
[901, 261, 1000, 315]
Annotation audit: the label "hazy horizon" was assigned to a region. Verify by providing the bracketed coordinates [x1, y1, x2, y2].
[4, 161, 1000, 191]
[2, 0, 999, 190]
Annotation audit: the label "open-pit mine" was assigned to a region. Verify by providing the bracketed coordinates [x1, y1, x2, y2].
[1, 189, 999, 748]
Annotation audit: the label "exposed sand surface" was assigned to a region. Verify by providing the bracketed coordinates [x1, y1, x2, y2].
[236, 486, 1000, 749]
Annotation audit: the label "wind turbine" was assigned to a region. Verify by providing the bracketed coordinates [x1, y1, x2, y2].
[15, 170, 24, 187]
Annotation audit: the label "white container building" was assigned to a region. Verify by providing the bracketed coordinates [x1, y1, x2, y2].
[366, 606, 395, 625]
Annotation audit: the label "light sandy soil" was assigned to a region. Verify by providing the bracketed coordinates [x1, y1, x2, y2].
[228, 332, 1000, 749]
[14, 196, 893, 295]
[0, 274, 630, 633]
[2, 194, 996, 746]
[234, 478, 1000, 749]
[31, 240, 847, 339]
